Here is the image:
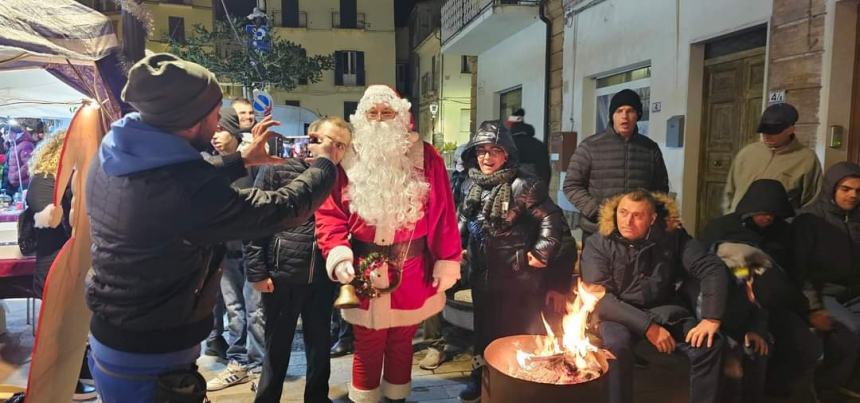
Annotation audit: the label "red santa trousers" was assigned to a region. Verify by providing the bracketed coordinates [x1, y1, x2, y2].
[352, 324, 419, 398]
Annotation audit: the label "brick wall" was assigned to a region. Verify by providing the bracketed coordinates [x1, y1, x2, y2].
[769, 0, 827, 147]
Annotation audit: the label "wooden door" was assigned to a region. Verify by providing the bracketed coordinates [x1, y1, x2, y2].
[696, 48, 766, 234]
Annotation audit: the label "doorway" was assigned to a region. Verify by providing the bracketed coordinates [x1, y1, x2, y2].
[695, 27, 767, 234]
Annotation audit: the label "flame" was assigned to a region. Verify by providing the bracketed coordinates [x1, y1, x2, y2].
[513, 279, 613, 382]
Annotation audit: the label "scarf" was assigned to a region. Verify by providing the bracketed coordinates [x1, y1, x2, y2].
[463, 167, 517, 232]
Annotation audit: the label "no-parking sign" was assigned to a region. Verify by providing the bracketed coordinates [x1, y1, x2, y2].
[252, 89, 273, 116]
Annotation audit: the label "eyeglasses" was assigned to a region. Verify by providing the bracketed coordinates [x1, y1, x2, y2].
[476, 148, 505, 158]
[366, 109, 397, 121]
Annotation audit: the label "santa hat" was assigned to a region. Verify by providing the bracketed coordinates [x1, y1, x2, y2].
[351, 85, 412, 128]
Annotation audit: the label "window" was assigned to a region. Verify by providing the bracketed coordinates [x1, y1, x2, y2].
[344, 101, 359, 121]
[168, 16, 185, 43]
[461, 56, 472, 74]
[339, 0, 357, 29]
[459, 108, 471, 133]
[284, 100, 300, 107]
[282, 0, 300, 28]
[396, 63, 409, 94]
[431, 56, 437, 91]
[334, 51, 365, 86]
[498, 87, 522, 123]
[595, 66, 651, 135]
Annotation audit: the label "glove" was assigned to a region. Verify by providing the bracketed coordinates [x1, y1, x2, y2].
[432, 272, 458, 293]
[334, 261, 355, 284]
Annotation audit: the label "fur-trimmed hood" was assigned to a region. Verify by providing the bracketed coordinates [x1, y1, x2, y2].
[597, 191, 682, 237]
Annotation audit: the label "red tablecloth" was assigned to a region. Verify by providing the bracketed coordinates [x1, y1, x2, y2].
[0, 209, 22, 223]
[0, 256, 36, 298]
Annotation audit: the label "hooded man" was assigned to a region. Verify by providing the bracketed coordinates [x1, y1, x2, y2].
[84, 53, 344, 402]
[793, 161, 860, 400]
[563, 89, 669, 245]
[581, 190, 726, 403]
[315, 85, 461, 403]
[506, 108, 550, 184]
[724, 103, 822, 213]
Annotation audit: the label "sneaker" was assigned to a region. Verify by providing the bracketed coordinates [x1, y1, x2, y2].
[419, 347, 448, 370]
[72, 381, 97, 401]
[206, 361, 250, 391]
[459, 368, 481, 403]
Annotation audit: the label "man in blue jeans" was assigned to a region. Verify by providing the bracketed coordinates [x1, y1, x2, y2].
[85, 53, 345, 403]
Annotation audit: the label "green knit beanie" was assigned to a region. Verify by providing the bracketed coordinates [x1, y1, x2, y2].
[121, 53, 223, 131]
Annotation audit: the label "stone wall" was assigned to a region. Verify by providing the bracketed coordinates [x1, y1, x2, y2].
[769, 0, 827, 147]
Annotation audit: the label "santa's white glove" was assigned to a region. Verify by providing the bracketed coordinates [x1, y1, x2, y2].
[334, 261, 355, 284]
[33, 203, 63, 229]
[432, 273, 458, 293]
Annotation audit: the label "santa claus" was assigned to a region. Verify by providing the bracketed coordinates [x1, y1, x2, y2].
[315, 85, 461, 402]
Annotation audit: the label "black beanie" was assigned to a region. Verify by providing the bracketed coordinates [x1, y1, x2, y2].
[609, 89, 643, 124]
[122, 53, 223, 131]
[218, 106, 242, 141]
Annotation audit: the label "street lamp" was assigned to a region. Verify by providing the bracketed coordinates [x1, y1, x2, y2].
[429, 103, 439, 145]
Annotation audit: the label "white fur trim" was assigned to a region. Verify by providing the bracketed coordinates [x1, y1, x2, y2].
[342, 292, 446, 330]
[381, 379, 412, 400]
[433, 260, 460, 281]
[348, 384, 381, 403]
[326, 245, 353, 282]
[33, 203, 61, 229]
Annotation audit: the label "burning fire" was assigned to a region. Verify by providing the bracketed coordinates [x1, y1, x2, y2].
[512, 280, 614, 384]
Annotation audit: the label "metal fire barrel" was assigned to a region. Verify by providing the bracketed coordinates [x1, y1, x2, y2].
[481, 335, 607, 403]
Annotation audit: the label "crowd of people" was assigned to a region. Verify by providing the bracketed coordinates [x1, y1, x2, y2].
[17, 51, 860, 403]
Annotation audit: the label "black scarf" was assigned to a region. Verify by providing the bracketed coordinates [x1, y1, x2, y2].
[463, 167, 517, 232]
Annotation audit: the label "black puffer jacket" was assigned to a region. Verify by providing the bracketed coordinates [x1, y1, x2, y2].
[245, 160, 327, 285]
[581, 192, 727, 336]
[563, 127, 669, 234]
[793, 162, 860, 310]
[459, 121, 575, 296]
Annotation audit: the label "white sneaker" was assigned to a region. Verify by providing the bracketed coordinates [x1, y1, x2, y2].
[206, 361, 249, 391]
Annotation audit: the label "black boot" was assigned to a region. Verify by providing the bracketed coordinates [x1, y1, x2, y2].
[459, 367, 482, 402]
[330, 339, 354, 357]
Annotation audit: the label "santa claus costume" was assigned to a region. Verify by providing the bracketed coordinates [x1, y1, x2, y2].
[315, 85, 461, 402]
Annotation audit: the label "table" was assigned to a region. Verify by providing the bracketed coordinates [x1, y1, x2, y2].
[0, 256, 36, 299]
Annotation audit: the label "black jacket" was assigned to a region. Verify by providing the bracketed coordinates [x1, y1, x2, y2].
[701, 179, 808, 314]
[581, 192, 727, 336]
[459, 121, 575, 296]
[563, 127, 669, 234]
[245, 160, 327, 285]
[793, 162, 860, 310]
[86, 116, 336, 354]
[26, 173, 72, 297]
[509, 122, 551, 185]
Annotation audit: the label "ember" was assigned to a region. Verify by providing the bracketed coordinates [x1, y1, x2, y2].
[510, 280, 614, 385]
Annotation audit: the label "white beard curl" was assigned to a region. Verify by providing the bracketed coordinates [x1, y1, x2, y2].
[345, 119, 429, 231]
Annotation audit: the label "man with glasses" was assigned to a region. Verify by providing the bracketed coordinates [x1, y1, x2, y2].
[315, 85, 462, 403]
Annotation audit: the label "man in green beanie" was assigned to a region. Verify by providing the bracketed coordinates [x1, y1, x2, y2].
[84, 53, 346, 403]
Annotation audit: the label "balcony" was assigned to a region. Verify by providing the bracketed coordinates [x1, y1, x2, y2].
[441, 0, 539, 55]
[331, 12, 367, 29]
[267, 10, 307, 28]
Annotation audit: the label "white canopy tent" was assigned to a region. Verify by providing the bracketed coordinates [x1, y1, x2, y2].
[0, 69, 89, 119]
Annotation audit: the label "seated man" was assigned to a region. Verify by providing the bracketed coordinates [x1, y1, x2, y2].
[581, 190, 727, 403]
[793, 161, 860, 400]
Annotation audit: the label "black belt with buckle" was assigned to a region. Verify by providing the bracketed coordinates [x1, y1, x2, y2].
[352, 237, 427, 265]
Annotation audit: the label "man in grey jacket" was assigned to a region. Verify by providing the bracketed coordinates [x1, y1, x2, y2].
[563, 89, 668, 245]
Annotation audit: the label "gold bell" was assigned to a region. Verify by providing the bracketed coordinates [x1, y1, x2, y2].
[334, 284, 360, 309]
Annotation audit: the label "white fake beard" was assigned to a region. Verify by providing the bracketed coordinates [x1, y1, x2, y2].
[345, 120, 429, 230]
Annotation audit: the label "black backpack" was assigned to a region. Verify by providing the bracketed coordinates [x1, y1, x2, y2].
[17, 206, 36, 256]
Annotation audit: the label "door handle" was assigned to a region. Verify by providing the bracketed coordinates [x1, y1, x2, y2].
[713, 160, 723, 168]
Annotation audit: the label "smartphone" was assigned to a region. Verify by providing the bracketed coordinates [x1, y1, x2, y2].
[281, 136, 312, 158]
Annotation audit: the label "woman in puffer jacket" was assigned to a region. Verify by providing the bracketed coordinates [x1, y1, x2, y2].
[456, 120, 577, 402]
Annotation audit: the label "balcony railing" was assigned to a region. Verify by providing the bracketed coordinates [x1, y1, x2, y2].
[267, 10, 308, 28]
[331, 12, 367, 29]
[441, 0, 538, 44]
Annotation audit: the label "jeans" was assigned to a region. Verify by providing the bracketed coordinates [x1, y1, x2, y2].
[599, 318, 723, 403]
[88, 336, 202, 403]
[254, 279, 335, 403]
[221, 240, 265, 368]
[331, 287, 354, 345]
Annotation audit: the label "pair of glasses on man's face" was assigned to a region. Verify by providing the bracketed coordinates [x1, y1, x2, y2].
[365, 109, 397, 121]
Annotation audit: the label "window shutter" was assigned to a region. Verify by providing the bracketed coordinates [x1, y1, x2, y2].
[356, 51, 366, 86]
[334, 51, 344, 86]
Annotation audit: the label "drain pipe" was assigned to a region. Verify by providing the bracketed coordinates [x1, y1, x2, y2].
[539, 0, 551, 144]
